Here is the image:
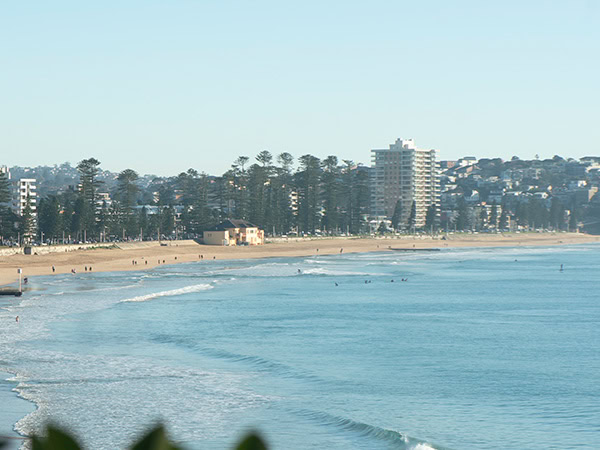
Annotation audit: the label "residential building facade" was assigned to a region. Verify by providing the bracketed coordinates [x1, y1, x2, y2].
[370, 138, 440, 228]
[14, 178, 37, 218]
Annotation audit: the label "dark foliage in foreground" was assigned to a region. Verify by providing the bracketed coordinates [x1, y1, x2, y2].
[0, 424, 267, 450]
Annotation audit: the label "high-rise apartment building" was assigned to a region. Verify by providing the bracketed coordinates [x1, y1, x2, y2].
[370, 138, 439, 228]
[14, 178, 37, 219]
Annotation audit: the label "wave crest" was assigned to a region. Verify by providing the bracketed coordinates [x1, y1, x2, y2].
[120, 284, 213, 303]
[293, 409, 440, 450]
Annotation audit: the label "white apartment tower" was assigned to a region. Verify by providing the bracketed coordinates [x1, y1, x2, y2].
[15, 178, 37, 220]
[371, 138, 439, 228]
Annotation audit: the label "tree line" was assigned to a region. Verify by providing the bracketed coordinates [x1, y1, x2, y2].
[446, 196, 575, 232]
[2, 152, 588, 245]
[25, 152, 370, 243]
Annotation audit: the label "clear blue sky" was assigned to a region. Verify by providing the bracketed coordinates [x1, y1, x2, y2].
[1, 1, 599, 175]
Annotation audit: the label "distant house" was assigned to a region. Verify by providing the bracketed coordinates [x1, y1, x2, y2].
[203, 219, 264, 246]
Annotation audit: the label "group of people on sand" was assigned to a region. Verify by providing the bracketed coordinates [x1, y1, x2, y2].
[28, 252, 220, 285]
[69, 267, 93, 274]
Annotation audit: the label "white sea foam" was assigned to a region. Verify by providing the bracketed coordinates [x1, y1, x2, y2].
[303, 258, 333, 264]
[302, 267, 385, 276]
[10, 349, 270, 449]
[412, 443, 437, 450]
[120, 284, 214, 303]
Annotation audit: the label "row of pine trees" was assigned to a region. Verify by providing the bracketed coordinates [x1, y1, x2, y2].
[2, 152, 371, 243]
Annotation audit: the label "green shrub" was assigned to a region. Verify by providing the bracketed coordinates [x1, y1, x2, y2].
[0, 423, 267, 450]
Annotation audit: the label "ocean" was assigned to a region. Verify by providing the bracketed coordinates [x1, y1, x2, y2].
[1, 244, 599, 449]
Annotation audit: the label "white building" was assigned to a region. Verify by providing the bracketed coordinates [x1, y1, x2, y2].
[0, 165, 10, 179]
[15, 178, 37, 218]
[371, 138, 440, 228]
[457, 156, 477, 167]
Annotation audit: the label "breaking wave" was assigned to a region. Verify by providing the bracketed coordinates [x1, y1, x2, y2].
[292, 409, 440, 449]
[302, 267, 382, 276]
[120, 284, 213, 303]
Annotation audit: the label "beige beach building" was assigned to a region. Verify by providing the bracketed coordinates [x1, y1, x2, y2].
[203, 219, 264, 246]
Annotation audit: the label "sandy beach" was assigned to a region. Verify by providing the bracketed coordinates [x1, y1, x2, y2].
[1, 232, 598, 287]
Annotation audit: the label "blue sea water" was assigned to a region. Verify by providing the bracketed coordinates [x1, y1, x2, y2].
[1, 244, 600, 449]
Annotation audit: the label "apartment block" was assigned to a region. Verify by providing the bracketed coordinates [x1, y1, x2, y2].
[371, 138, 439, 228]
[15, 178, 37, 218]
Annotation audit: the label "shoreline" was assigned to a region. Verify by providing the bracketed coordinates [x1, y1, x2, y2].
[0, 371, 34, 449]
[1, 232, 599, 288]
[1, 235, 599, 448]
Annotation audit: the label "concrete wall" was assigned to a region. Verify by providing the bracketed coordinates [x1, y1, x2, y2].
[0, 242, 117, 257]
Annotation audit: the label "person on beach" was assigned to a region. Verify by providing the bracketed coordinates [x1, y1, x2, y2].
[84, 266, 87, 272]
[340, 248, 343, 254]
[52, 265, 55, 273]
[89, 267, 92, 271]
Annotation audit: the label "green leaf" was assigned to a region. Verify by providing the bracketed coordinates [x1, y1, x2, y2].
[31, 426, 81, 450]
[235, 432, 268, 450]
[46, 426, 81, 450]
[30, 435, 45, 450]
[130, 424, 181, 450]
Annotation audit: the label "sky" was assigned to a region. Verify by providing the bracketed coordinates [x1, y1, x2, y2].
[1, 1, 599, 176]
